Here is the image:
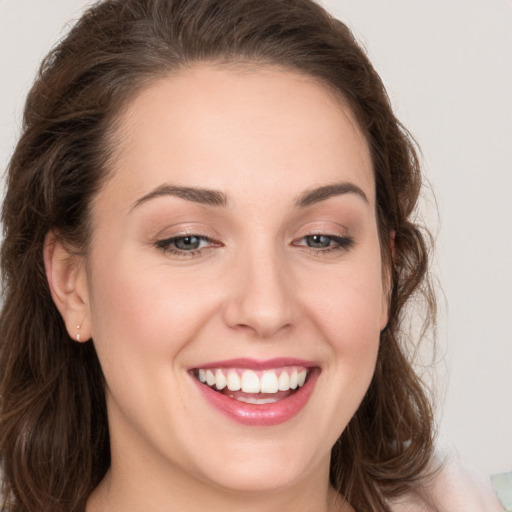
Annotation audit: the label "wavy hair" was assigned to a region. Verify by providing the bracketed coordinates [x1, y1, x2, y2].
[0, 0, 436, 510]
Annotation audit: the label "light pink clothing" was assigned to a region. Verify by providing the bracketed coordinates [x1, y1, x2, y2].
[390, 453, 504, 511]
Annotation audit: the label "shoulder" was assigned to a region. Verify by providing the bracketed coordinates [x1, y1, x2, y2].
[389, 451, 504, 512]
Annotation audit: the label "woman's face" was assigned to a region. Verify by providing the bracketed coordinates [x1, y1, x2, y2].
[82, 65, 388, 494]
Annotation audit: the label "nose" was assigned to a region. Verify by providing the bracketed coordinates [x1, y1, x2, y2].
[223, 245, 296, 339]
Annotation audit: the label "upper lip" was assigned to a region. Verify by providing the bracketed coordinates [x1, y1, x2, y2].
[189, 357, 318, 370]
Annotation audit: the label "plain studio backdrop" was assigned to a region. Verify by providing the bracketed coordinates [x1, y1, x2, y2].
[0, 0, 510, 480]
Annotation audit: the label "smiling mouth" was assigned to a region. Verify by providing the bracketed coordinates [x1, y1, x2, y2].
[191, 366, 310, 404]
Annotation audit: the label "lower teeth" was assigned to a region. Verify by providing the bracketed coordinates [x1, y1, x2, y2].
[230, 395, 280, 405]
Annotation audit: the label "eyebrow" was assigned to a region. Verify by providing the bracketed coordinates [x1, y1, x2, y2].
[130, 184, 228, 211]
[294, 182, 369, 207]
[130, 181, 368, 212]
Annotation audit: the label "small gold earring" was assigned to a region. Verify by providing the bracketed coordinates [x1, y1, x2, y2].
[76, 320, 84, 342]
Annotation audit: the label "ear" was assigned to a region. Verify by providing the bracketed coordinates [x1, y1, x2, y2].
[380, 230, 396, 331]
[44, 231, 91, 342]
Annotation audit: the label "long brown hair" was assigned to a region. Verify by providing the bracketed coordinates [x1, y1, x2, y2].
[0, 1, 436, 510]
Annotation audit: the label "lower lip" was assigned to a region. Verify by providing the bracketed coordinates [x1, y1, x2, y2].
[192, 369, 320, 426]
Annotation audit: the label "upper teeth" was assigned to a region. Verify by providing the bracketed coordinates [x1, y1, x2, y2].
[197, 367, 308, 394]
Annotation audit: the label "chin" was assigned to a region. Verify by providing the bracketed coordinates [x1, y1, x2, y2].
[186, 434, 330, 495]
[200, 459, 312, 494]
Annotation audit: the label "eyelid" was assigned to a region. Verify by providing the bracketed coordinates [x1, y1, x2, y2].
[291, 222, 355, 254]
[156, 233, 212, 248]
[152, 220, 220, 239]
[293, 223, 349, 241]
[155, 231, 222, 258]
[292, 233, 354, 249]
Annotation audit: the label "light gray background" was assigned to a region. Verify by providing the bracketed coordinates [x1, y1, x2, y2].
[1, 0, 510, 478]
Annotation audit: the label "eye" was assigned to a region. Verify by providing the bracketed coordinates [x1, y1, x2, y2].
[155, 234, 218, 257]
[293, 234, 354, 253]
[171, 235, 203, 251]
[305, 234, 334, 249]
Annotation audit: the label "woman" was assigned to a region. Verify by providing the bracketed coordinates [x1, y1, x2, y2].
[0, 0, 502, 511]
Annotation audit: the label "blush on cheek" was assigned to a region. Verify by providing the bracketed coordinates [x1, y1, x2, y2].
[311, 287, 383, 349]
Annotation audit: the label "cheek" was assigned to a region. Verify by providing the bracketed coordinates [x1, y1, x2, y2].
[299, 257, 384, 391]
[304, 262, 385, 345]
[289, 259, 384, 444]
[87, 258, 219, 363]
[84, 254, 225, 453]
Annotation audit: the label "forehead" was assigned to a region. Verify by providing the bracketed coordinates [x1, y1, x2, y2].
[101, 64, 374, 212]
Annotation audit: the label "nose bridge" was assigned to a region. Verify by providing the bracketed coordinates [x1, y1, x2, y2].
[224, 236, 295, 338]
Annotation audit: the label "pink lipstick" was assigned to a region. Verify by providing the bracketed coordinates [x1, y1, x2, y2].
[189, 358, 320, 426]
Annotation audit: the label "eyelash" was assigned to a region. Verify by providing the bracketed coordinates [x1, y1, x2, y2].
[293, 234, 355, 254]
[155, 233, 354, 258]
[155, 234, 218, 258]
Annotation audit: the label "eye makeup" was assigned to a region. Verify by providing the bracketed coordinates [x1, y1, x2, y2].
[155, 233, 222, 258]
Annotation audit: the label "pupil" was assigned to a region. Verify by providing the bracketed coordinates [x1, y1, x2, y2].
[308, 235, 330, 248]
[175, 236, 200, 250]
